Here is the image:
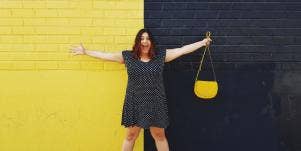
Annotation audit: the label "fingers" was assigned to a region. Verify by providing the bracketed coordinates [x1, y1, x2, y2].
[68, 49, 77, 56]
[69, 48, 80, 54]
[69, 48, 76, 53]
[71, 51, 81, 56]
[69, 43, 84, 56]
[205, 38, 210, 41]
[204, 38, 212, 46]
[69, 46, 81, 56]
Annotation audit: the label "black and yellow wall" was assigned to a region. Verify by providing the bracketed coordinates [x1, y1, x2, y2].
[0, 0, 300, 151]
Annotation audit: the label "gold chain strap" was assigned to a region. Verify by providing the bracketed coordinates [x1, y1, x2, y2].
[194, 31, 217, 82]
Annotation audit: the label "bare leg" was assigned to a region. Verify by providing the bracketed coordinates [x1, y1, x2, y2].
[150, 127, 169, 151]
[121, 126, 141, 151]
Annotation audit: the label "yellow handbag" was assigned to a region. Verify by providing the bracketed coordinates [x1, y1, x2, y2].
[194, 32, 218, 99]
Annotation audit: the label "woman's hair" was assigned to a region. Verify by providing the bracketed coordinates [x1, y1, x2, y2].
[132, 28, 156, 60]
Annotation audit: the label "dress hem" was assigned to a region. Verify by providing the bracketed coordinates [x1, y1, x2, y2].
[121, 122, 169, 129]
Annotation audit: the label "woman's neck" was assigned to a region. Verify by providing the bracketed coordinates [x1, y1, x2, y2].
[140, 53, 148, 58]
[140, 49, 149, 58]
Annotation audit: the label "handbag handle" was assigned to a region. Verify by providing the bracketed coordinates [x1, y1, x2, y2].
[194, 31, 217, 82]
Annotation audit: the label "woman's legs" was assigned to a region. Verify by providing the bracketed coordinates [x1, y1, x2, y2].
[121, 126, 141, 151]
[150, 127, 169, 151]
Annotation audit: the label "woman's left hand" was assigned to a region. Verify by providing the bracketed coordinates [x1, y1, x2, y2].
[203, 37, 212, 46]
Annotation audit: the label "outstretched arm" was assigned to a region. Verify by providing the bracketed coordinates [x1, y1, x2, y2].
[70, 43, 124, 64]
[165, 38, 211, 62]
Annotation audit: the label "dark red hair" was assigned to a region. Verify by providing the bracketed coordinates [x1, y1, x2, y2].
[132, 28, 156, 60]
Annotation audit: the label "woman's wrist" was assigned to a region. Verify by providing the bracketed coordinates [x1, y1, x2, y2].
[201, 39, 207, 47]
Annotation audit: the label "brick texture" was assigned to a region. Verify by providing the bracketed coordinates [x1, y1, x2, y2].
[145, 1, 301, 151]
[0, 0, 143, 71]
[145, 0, 301, 71]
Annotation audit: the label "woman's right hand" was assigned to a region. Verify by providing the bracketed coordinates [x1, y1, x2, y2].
[69, 43, 86, 55]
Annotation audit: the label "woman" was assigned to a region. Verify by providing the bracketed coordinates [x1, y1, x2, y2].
[70, 28, 211, 151]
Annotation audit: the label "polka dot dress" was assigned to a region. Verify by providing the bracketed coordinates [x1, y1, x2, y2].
[121, 49, 169, 129]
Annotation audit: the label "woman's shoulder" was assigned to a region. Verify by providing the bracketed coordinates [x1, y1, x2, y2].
[122, 50, 134, 60]
[122, 50, 133, 55]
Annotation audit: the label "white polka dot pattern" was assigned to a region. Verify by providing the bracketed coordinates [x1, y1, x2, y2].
[121, 49, 169, 129]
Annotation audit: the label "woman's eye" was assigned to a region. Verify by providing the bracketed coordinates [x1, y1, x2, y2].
[140, 37, 149, 41]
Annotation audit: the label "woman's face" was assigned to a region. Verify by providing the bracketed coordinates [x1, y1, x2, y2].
[140, 32, 151, 53]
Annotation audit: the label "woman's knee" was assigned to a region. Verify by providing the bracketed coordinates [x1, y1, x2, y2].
[125, 126, 141, 142]
[126, 132, 139, 142]
[150, 127, 166, 141]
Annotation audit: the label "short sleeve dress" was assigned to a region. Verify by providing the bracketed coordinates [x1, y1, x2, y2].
[121, 49, 169, 129]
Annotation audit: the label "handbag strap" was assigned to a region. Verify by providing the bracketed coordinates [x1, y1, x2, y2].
[194, 32, 217, 82]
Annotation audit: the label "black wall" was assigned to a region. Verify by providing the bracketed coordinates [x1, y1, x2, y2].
[144, 1, 301, 151]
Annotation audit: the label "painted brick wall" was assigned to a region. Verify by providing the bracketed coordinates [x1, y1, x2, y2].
[0, 0, 143, 70]
[145, 0, 301, 70]
[0, 1, 144, 151]
[145, 1, 301, 151]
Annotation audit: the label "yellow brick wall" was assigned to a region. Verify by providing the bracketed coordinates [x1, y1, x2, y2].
[0, 0, 144, 151]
